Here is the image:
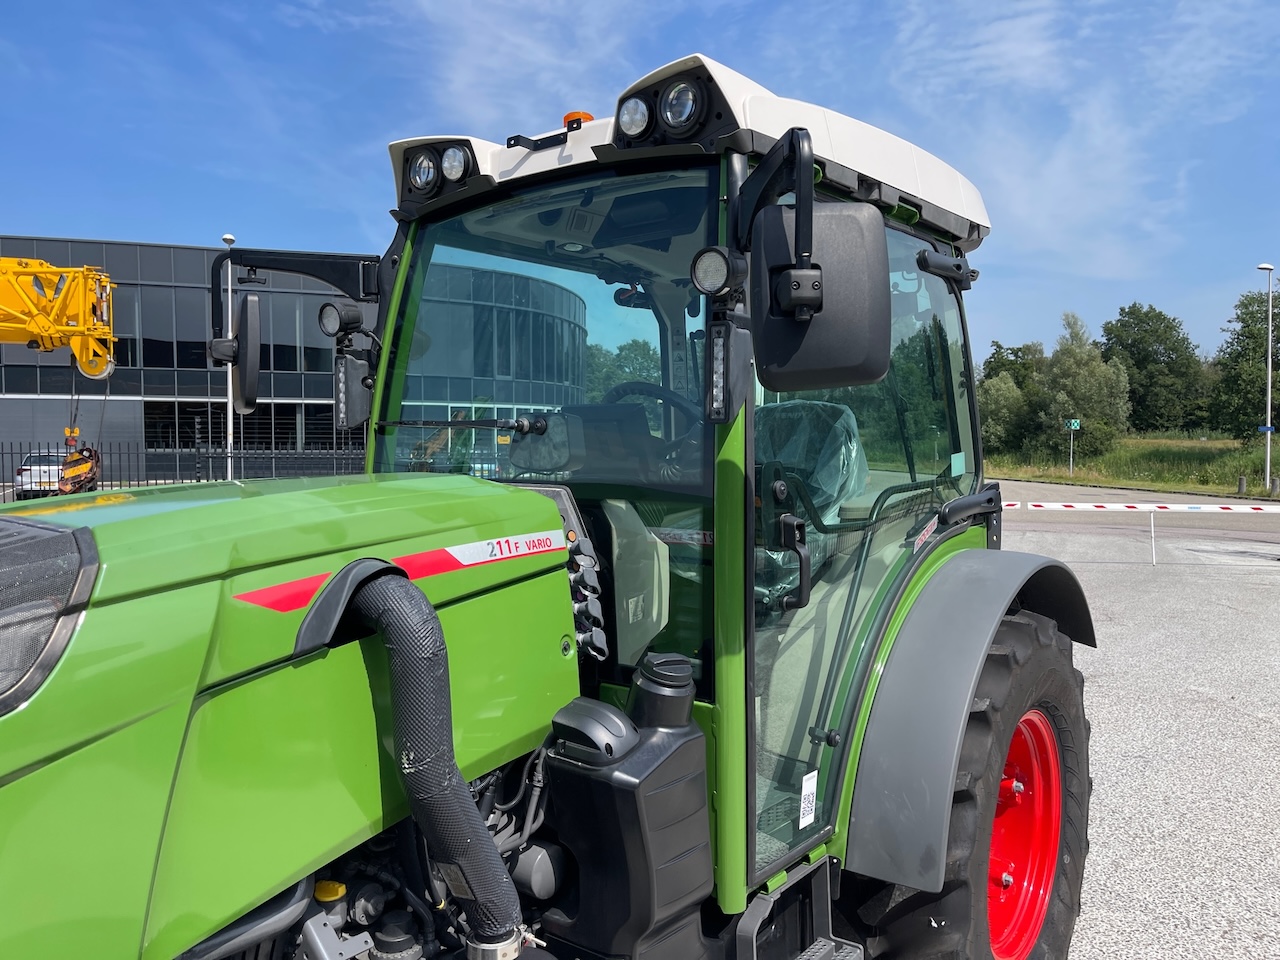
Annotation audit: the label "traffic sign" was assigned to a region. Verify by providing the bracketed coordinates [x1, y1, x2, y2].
[1259, 425, 1275, 433]
[1066, 419, 1080, 431]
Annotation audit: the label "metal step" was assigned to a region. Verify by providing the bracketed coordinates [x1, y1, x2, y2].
[795, 937, 864, 960]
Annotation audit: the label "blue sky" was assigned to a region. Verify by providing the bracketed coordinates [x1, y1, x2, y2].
[4, 0, 1280, 362]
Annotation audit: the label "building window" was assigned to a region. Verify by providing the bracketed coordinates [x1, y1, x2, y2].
[144, 401, 178, 448]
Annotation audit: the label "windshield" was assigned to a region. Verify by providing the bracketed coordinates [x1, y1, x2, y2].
[375, 163, 720, 692]
[376, 165, 717, 487]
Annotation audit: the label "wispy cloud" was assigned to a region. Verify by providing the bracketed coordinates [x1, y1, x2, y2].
[870, 0, 1277, 281]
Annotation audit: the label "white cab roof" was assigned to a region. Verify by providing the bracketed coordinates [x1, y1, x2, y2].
[390, 54, 989, 233]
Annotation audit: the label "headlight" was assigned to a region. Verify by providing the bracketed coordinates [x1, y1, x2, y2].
[408, 152, 438, 191]
[618, 96, 651, 138]
[441, 145, 469, 182]
[661, 81, 698, 129]
[0, 518, 94, 718]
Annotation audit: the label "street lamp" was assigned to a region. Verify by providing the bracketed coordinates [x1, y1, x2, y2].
[1259, 263, 1275, 492]
[223, 233, 236, 481]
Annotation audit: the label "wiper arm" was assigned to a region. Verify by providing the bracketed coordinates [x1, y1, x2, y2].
[378, 416, 548, 435]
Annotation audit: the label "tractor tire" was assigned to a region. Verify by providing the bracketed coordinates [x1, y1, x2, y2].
[842, 610, 1091, 960]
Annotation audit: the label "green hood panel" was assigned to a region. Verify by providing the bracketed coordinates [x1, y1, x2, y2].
[3, 475, 572, 686]
[3, 474, 565, 601]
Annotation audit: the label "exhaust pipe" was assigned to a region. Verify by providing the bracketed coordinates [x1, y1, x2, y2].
[351, 575, 522, 953]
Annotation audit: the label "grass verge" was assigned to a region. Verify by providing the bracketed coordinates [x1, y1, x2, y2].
[986, 437, 1276, 498]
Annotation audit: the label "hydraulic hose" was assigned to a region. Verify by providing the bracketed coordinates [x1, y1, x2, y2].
[351, 574, 521, 945]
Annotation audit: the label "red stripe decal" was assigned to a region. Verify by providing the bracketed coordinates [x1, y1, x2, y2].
[393, 548, 466, 580]
[234, 572, 331, 613]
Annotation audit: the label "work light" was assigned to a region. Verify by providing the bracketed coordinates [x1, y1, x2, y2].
[408, 152, 438, 191]
[441, 145, 469, 182]
[661, 81, 698, 128]
[618, 96, 651, 138]
[690, 246, 747, 298]
[318, 301, 364, 338]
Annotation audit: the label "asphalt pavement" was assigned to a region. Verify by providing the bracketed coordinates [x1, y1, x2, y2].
[999, 481, 1280, 959]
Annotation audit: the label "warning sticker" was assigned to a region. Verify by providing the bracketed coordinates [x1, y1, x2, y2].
[799, 770, 818, 829]
[912, 515, 939, 554]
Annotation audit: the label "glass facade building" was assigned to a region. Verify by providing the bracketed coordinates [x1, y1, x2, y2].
[0, 237, 586, 459]
[393, 262, 588, 467]
[0, 235, 364, 451]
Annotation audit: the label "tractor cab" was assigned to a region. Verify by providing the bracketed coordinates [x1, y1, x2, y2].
[196, 53, 1089, 960]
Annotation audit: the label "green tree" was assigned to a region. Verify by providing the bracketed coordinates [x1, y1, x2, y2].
[981, 340, 1046, 390]
[583, 338, 661, 403]
[976, 371, 1026, 454]
[1210, 291, 1276, 440]
[1100, 303, 1205, 432]
[584, 343, 620, 403]
[613, 339, 662, 382]
[1037, 313, 1131, 457]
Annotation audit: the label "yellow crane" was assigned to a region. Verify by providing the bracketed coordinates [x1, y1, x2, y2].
[0, 257, 115, 379]
[1, 257, 115, 494]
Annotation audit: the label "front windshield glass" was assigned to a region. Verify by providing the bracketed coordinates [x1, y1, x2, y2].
[375, 164, 719, 692]
[376, 165, 716, 489]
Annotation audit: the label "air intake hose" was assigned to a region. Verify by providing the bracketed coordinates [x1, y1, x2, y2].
[351, 575, 521, 945]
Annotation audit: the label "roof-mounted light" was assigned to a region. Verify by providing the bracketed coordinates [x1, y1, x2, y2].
[440, 145, 469, 182]
[661, 82, 697, 127]
[618, 96, 651, 138]
[658, 77, 706, 138]
[408, 151, 438, 192]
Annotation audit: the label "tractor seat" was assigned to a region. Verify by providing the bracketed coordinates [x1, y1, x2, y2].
[754, 401, 867, 601]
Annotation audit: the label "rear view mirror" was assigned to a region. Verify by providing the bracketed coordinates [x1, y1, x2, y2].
[209, 292, 261, 414]
[749, 203, 891, 391]
[508, 414, 586, 474]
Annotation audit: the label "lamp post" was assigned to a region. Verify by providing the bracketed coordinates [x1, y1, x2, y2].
[222, 233, 236, 481]
[1259, 263, 1274, 492]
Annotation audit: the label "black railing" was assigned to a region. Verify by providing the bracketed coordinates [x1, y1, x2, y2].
[1, 443, 366, 502]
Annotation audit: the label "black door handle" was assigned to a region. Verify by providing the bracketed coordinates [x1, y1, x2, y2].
[780, 514, 811, 611]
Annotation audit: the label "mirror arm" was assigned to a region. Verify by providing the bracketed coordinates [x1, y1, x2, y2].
[210, 249, 380, 342]
[733, 127, 815, 255]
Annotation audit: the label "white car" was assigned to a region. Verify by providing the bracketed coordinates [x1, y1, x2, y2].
[14, 451, 63, 500]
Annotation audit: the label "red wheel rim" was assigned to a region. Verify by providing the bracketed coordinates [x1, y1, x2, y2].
[987, 708, 1062, 960]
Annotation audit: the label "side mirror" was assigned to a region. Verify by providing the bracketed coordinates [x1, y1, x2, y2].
[508, 414, 586, 474]
[209, 292, 261, 414]
[748, 202, 891, 391]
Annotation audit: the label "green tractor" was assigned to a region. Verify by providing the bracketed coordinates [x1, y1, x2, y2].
[0, 54, 1092, 960]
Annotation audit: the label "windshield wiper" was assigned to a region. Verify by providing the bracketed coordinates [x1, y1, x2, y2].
[378, 416, 548, 435]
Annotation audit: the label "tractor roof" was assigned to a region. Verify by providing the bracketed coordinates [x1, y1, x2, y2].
[389, 53, 989, 247]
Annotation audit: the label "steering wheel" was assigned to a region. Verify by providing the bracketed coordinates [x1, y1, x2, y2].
[601, 381, 702, 425]
[601, 380, 703, 481]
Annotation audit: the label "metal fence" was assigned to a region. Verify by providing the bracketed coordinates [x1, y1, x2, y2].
[1, 443, 366, 502]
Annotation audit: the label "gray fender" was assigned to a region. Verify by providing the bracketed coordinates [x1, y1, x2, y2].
[845, 549, 1094, 892]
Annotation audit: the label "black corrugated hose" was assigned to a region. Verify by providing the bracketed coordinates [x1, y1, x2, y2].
[351, 574, 521, 945]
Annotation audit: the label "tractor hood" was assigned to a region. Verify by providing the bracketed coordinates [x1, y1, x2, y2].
[1, 474, 568, 607]
[2, 475, 572, 687]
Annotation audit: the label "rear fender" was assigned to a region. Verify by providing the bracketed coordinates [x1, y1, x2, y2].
[845, 550, 1093, 892]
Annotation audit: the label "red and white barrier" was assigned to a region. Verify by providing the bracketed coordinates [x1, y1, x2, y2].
[1008, 502, 1280, 513]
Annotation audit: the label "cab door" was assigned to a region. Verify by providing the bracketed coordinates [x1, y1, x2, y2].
[747, 224, 981, 880]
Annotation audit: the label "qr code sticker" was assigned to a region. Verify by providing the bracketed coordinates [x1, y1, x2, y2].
[799, 770, 818, 828]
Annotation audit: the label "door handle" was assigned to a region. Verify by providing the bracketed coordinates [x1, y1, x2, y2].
[780, 514, 810, 611]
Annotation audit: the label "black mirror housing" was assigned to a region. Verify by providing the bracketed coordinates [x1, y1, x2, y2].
[508, 414, 586, 474]
[232, 293, 261, 414]
[749, 203, 891, 391]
